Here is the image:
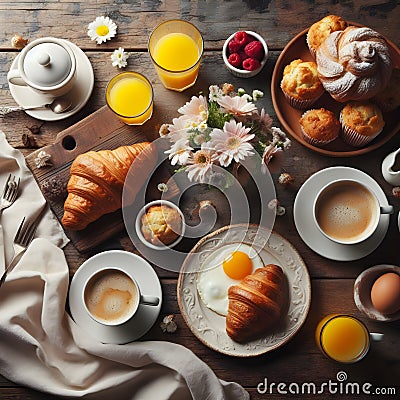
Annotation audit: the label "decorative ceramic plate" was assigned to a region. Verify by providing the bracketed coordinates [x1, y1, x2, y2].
[177, 224, 311, 357]
[271, 23, 400, 157]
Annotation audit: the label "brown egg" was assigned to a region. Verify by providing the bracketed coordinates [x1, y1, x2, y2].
[371, 273, 400, 314]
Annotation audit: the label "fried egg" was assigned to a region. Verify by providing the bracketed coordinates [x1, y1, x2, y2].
[197, 243, 264, 316]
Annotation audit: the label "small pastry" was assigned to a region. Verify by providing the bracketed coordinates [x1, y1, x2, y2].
[226, 264, 286, 343]
[299, 108, 340, 147]
[141, 205, 182, 246]
[62, 143, 155, 230]
[280, 59, 325, 109]
[316, 26, 393, 102]
[340, 101, 385, 147]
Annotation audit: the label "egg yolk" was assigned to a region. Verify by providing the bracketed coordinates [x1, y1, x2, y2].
[223, 251, 253, 280]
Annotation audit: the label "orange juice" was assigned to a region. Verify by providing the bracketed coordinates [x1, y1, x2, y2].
[316, 315, 370, 363]
[149, 20, 203, 91]
[106, 72, 153, 125]
[153, 33, 199, 71]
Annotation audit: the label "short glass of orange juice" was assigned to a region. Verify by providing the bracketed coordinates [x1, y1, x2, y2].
[106, 71, 153, 125]
[148, 19, 204, 92]
[316, 314, 383, 363]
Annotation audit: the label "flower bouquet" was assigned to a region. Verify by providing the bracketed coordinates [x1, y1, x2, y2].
[160, 83, 291, 187]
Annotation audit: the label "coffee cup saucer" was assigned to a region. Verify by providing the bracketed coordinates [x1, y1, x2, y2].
[293, 166, 390, 261]
[69, 250, 162, 344]
[8, 39, 94, 122]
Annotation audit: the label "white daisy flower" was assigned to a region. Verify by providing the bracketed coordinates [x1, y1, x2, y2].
[178, 95, 208, 126]
[210, 120, 255, 167]
[216, 95, 257, 116]
[88, 16, 117, 44]
[111, 47, 128, 68]
[186, 144, 216, 183]
[165, 139, 193, 166]
[168, 116, 191, 142]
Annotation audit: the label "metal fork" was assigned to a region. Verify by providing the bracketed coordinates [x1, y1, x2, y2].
[0, 215, 40, 287]
[0, 174, 20, 270]
[0, 174, 20, 215]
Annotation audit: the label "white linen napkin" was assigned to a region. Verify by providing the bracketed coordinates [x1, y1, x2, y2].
[0, 238, 249, 400]
[0, 130, 69, 271]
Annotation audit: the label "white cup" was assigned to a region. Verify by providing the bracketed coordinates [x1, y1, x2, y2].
[313, 179, 394, 245]
[7, 37, 76, 98]
[83, 267, 159, 326]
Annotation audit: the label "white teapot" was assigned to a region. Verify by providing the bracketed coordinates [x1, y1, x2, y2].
[7, 37, 76, 98]
[382, 148, 400, 186]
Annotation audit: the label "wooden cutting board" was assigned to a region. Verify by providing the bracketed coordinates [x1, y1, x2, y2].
[25, 105, 164, 253]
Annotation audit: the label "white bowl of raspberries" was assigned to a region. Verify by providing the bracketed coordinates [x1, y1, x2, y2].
[223, 30, 268, 78]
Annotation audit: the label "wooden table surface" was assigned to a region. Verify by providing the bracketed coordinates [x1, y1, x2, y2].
[1, 1, 399, 399]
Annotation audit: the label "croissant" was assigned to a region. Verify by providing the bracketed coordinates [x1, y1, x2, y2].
[316, 26, 393, 102]
[62, 142, 155, 230]
[226, 264, 285, 343]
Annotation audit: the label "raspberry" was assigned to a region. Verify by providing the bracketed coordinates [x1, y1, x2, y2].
[228, 39, 242, 53]
[238, 51, 247, 63]
[234, 31, 251, 47]
[242, 57, 261, 71]
[245, 40, 264, 61]
[228, 53, 242, 68]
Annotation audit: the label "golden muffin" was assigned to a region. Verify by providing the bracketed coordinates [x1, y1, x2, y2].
[307, 15, 347, 58]
[299, 108, 340, 147]
[141, 205, 182, 246]
[340, 102, 385, 147]
[374, 69, 400, 112]
[280, 59, 325, 109]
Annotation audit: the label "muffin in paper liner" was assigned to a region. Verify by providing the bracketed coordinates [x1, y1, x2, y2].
[300, 108, 340, 147]
[340, 112, 383, 147]
[281, 86, 323, 110]
[280, 59, 324, 110]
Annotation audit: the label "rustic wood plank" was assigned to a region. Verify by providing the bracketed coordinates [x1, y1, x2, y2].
[0, 0, 398, 50]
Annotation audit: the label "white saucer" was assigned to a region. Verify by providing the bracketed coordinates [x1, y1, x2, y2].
[69, 250, 162, 344]
[293, 166, 390, 261]
[9, 39, 94, 121]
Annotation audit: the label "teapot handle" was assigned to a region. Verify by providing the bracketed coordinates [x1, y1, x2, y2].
[7, 69, 27, 86]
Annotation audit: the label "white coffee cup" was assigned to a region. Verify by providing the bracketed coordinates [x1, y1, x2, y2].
[83, 267, 159, 326]
[7, 37, 76, 98]
[313, 179, 394, 245]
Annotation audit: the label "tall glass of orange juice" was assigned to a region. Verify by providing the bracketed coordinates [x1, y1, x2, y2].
[316, 314, 372, 363]
[148, 20, 203, 91]
[106, 72, 153, 125]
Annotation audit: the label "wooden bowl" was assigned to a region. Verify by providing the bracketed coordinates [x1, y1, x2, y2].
[271, 23, 400, 157]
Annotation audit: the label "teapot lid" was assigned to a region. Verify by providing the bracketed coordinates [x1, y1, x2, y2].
[23, 42, 72, 87]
